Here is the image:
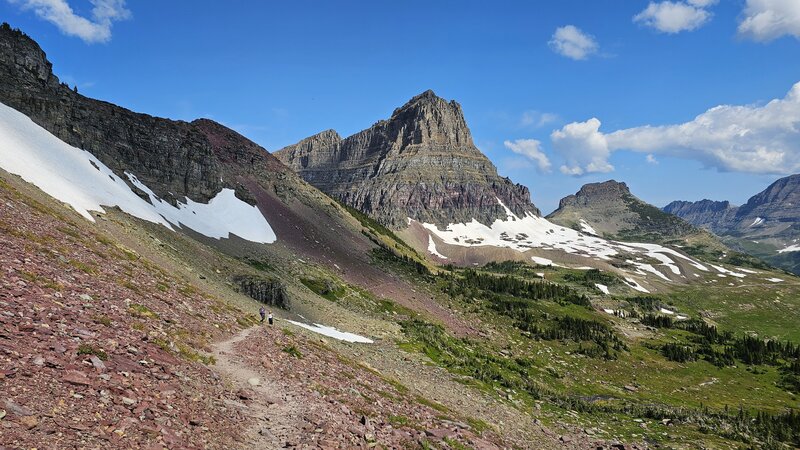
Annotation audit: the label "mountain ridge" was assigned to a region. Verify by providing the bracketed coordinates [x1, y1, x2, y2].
[275, 89, 539, 228]
[664, 173, 800, 273]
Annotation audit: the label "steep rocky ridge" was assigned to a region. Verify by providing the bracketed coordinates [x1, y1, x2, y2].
[0, 23, 289, 207]
[664, 174, 800, 273]
[275, 90, 539, 228]
[662, 200, 738, 234]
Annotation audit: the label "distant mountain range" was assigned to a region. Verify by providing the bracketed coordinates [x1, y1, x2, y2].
[665, 174, 800, 274]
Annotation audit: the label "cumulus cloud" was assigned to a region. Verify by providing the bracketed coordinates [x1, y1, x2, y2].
[504, 139, 552, 173]
[646, 154, 659, 164]
[550, 82, 800, 175]
[738, 0, 800, 42]
[633, 1, 716, 33]
[550, 118, 614, 175]
[548, 25, 599, 60]
[8, 0, 130, 43]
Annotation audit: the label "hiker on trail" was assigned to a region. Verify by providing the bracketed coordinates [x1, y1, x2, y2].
[259, 306, 266, 323]
[268, 311, 274, 326]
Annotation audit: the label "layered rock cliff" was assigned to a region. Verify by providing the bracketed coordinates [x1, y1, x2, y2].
[662, 200, 738, 234]
[663, 175, 800, 273]
[0, 23, 291, 207]
[275, 90, 539, 228]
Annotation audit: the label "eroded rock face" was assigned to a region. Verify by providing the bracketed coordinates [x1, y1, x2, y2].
[0, 24, 286, 207]
[275, 90, 538, 228]
[662, 200, 738, 233]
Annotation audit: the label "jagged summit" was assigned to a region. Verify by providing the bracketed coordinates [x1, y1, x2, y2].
[276, 90, 539, 228]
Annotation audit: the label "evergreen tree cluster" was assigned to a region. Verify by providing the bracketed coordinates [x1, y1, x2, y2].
[439, 269, 590, 307]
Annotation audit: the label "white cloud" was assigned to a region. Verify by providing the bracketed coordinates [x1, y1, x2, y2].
[550, 118, 614, 176]
[548, 25, 599, 60]
[520, 110, 558, 128]
[633, 1, 714, 33]
[504, 139, 552, 173]
[738, 0, 800, 42]
[646, 154, 659, 164]
[9, 0, 130, 44]
[550, 81, 800, 175]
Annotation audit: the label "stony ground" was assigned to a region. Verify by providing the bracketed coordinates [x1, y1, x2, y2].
[0, 170, 519, 450]
[214, 326, 511, 449]
[0, 180, 258, 449]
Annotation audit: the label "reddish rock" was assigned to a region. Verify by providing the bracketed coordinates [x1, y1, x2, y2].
[62, 370, 91, 386]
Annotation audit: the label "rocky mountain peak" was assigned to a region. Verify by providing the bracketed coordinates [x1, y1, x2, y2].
[383, 90, 472, 149]
[275, 91, 539, 227]
[558, 180, 631, 209]
[0, 23, 59, 87]
[549, 179, 697, 242]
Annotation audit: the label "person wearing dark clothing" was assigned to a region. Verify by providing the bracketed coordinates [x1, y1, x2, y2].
[259, 306, 266, 323]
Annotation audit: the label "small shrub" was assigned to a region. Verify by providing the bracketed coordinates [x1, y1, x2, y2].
[282, 345, 302, 358]
[77, 344, 108, 361]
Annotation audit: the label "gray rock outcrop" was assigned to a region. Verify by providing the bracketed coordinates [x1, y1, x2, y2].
[275, 90, 539, 228]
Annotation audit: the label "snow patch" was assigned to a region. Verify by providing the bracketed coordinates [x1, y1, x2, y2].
[595, 283, 610, 295]
[415, 202, 707, 285]
[778, 244, 800, 254]
[710, 264, 746, 278]
[531, 256, 555, 266]
[286, 320, 374, 344]
[624, 277, 650, 293]
[603, 308, 615, 314]
[766, 278, 784, 283]
[660, 308, 675, 315]
[127, 174, 276, 243]
[0, 101, 276, 244]
[427, 235, 448, 259]
[579, 219, 597, 235]
[750, 217, 764, 227]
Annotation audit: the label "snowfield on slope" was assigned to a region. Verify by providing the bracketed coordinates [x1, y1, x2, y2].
[0, 101, 276, 244]
[415, 199, 714, 284]
[286, 320, 374, 343]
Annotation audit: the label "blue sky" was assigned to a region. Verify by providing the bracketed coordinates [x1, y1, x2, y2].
[2, 0, 799, 214]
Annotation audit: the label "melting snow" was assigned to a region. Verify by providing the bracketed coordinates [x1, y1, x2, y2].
[778, 244, 800, 254]
[595, 283, 610, 295]
[750, 217, 764, 227]
[766, 278, 784, 283]
[603, 308, 615, 314]
[415, 199, 709, 285]
[624, 277, 650, 293]
[579, 219, 598, 235]
[286, 320, 374, 343]
[531, 256, 555, 266]
[0, 101, 276, 244]
[660, 308, 675, 315]
[427, 235, 448, 259]
[710, 264, 746, 278]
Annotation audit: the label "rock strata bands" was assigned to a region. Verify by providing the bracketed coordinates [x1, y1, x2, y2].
[276, 90, 538, 228]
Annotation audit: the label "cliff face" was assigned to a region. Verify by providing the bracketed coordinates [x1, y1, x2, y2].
[662, 175, 800, 274]
[0, 23, 292, 207]
[662, 200, 738, 234]
[548, 180, 696, 242]
[275, 90, 539, 228]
